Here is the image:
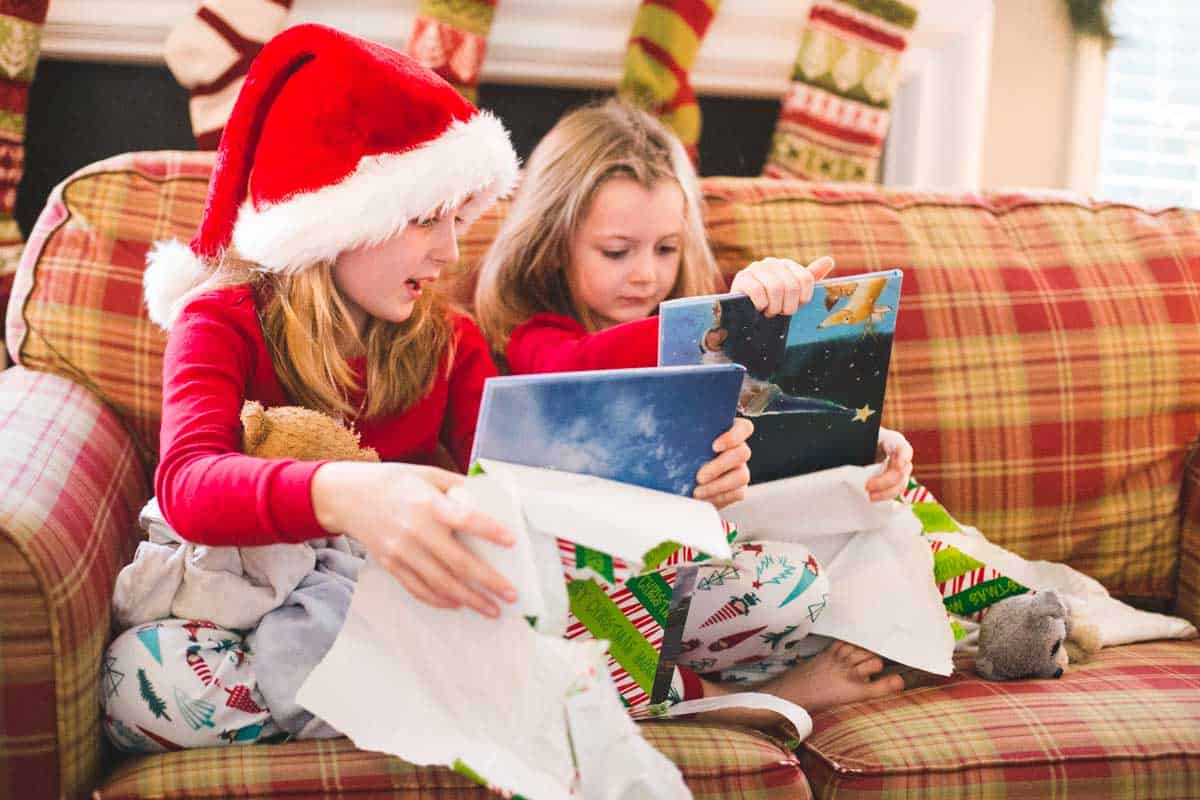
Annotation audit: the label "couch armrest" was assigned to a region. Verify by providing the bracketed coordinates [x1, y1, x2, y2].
[1178, 439, 1200, 626]
[0, 367, 149, 800]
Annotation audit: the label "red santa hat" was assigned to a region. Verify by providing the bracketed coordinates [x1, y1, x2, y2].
[144, 23, 519, 329]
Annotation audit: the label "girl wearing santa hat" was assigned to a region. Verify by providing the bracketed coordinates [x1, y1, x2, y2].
[102, 25, 760, 752]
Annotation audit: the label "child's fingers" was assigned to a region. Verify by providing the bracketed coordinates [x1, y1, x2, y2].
[694, 464, 751, 501]
[866, 468, 905, 502]
[408, 545, 500, 618]
[419, 466, 466, 492]
[782, 260, 814, 308]
[705, 487, 747, 509]
[750, 266, 786, 316]
[390, 562, 460, 609]
[696, 443, 752, 485]
[730, 270, 770, 311]
[426, 531, 518, 605]
[763, 258, 803, 313]
[432, 495, 514, 547]
[712, 417, 754, 452]
[807, 255, 836, 282]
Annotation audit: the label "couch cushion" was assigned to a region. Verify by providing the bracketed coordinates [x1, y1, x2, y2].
[0, 367, 148, 800]
[798, 640, 1200, 799]
[94, 721, 811, 799]
[5, 151, 212, 471]
[702, 179, 1200, 602]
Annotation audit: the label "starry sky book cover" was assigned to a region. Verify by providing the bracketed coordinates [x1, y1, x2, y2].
[471, 364, 745, 496]
[659, 269, 903, 483]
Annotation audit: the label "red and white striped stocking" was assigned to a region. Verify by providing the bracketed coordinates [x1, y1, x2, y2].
[164, 0, 293, 149]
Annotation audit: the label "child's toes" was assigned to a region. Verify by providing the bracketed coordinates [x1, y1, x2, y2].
[845, 646, 879, 667]
[854, 656, 885, 678]
[866, 673, 905, 699]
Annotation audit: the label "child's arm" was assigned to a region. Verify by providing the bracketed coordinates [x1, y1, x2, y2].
[506, 313, 660, 373]
[440, 316, 499, 471]
[155, 294, 330, 546]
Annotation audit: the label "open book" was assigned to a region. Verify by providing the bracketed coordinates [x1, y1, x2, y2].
[471, 364, 745, 496]
[659, 269, 903, 483]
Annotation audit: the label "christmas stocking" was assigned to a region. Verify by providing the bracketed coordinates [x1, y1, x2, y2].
[764, 0, 919, 182]
[164, 0, 293, 149]
[618, 0, 722, 165]
[406, 0, 499, 103]
[0, 0, 50, 367]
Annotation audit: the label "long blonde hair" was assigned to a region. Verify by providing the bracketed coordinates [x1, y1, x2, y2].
[212, 254, 455, 420]
[475, 99, 719, 352]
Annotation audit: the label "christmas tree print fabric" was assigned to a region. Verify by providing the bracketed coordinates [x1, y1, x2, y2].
[102, 619, 282, 753]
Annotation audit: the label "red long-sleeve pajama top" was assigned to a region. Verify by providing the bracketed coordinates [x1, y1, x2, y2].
[505, 312, 659, 374]
[155, 284, 496, 546]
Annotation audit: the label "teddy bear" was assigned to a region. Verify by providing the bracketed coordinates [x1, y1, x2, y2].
[240, 400, 380, 462]
[975, 590, 1102, 681]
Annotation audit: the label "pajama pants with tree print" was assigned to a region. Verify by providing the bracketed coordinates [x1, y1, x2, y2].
[102, 540, 827, 752]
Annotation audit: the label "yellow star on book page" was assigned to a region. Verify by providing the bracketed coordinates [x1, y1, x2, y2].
[853, 404, 876, 423]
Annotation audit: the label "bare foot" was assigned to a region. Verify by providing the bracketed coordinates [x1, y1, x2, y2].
[759, 641, 905, 714]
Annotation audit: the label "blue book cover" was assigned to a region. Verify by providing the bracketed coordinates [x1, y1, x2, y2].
[471, 364, 746, 496]
[658, 269, 903, 483]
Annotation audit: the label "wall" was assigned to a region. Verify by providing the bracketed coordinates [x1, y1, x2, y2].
[981, 0, 1082, 190]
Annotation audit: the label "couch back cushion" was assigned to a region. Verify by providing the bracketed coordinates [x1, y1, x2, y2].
[701, 178, 1200, 601]
[8, 153, 1200, 600]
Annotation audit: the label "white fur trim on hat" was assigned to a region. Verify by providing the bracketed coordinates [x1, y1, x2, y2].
[143, 239, 214, 329]
[232, 110, 519, 274]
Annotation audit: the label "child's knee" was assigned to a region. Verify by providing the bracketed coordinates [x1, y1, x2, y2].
[717, 541, 829, 630]
[102, 619, 277, 753]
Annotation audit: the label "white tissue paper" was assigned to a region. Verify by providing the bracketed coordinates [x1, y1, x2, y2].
[721, 464, 956, 676]
[297, 461, 756, 800]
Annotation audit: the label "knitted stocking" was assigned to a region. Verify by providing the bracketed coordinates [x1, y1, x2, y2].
[763, 0, 919, 182]
[618, 0, 722, 165]
[406, 0, 499, 103]
[0, 0, 50, 367]
[164, 0, 293, 149]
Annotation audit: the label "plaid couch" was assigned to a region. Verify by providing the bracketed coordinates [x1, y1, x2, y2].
[2, 151, 1198, 800]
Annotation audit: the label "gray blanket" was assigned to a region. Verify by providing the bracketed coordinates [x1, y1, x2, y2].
[112, 498, 366, 738]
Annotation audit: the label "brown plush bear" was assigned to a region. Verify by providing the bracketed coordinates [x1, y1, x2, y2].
[240, 400, 380, 462]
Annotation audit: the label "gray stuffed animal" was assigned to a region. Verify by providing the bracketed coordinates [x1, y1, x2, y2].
[975, 591, 1101, 681]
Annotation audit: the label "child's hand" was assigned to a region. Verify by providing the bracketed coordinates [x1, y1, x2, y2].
[730, 256, 836, 317]
[693, 417, 754, 509]
[312, 461, 518, 617]
[866, 427, 914, 502]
